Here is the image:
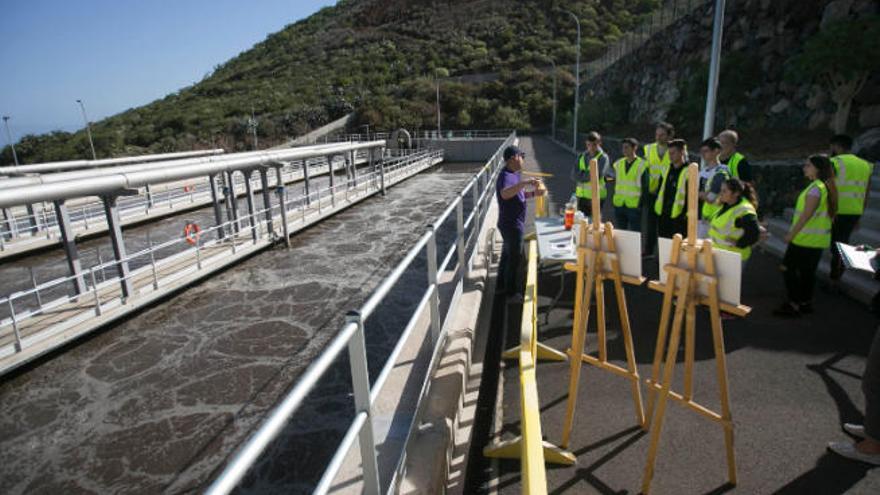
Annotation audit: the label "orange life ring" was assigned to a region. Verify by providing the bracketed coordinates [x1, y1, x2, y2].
[183, 223, 201, 245]
[183, 185, 194, 193]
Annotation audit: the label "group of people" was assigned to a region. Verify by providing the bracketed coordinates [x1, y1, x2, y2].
[571, 124, 874, 320]
[494, 126, 879, 466]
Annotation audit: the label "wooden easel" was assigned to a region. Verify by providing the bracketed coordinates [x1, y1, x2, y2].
[640, 163, 751, 494]
[559, 159, 647, 450]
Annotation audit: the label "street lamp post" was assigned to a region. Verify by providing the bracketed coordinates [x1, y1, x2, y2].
[702, 0, 727, 140]
[76, 99, 97, 160]
[564, 10, 581, 151]
[2, 116, 20, 166]
[549, 59, 558, 139]
[248, 106, 259, 150]
[435, 78, 441, 135]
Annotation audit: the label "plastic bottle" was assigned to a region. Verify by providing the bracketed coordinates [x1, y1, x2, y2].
[564, 194, 577, 230]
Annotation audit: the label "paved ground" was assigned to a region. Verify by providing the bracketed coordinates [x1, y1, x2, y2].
[466, 136, 880, 494]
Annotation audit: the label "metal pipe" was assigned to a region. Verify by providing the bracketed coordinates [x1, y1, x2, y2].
[0, 141, 380, 191]
[0, 141, 386, 208]
[0, 149, 225, 176]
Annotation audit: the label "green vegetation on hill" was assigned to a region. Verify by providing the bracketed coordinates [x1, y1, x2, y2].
[2, 0, 662, 164]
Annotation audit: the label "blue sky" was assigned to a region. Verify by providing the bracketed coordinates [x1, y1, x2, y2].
[0, 0, 336, 140]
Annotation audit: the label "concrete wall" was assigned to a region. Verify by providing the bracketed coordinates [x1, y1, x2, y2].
[417, 138, 505, 162]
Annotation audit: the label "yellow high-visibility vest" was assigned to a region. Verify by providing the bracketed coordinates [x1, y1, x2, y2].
[792, 179, 832, 248]
[833, 153, 873, 216]
[708, 198, 757, 260]
[701, 164, 730, 220]
[725, 152, 745, 179]
[576, 152, 607, 199]
[654, 164, 688, 219]
[644, 142, 670, 194]
[612, 157, 646, 209]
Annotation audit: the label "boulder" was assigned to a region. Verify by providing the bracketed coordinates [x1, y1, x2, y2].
[770, 98, 791, 114]
[860, 105, 880, 129]
[854, 128, 880, 161]
[821, 0, 854, 30]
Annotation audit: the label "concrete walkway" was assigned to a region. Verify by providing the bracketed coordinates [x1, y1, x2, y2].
[468, 136, 880, 494]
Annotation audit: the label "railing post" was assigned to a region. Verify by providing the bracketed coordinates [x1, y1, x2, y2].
[426, 226, 442, 343]
[345, 311, 382, 495]
[209, 174, 226, 240]
[327, 155, 336, 208]
[7, 298, 22, 352]
[54, 200, 87, 295]
[456, 195, 465, 273]
[242, 169, 259, 244]
[90, 268, 102, 316]
[147, 230, 159, 291]
[196, 232, 202, 270]
[29, 266, 42, 310]
[102, 194, 134, 299]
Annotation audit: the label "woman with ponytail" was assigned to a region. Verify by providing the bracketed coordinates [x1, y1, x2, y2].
[708, 177, 760, 263]
[775, 154, 838, 317]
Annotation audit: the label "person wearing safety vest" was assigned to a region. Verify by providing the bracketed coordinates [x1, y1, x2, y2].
[708, 177, 760, 262]
[775, 154, 838, 317]
[654, 139, 691, 238]
[642, 122, 675, 257]
[828, 134, 874, 288]
[572, 131, 610, 216]
[604, 137, 647, 231]
[698, 138, 730, 238]
[718, 129, 753, 183]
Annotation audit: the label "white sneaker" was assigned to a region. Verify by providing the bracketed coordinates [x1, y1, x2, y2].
[844, 423, 866, 439]
[827, 441, 880, 466]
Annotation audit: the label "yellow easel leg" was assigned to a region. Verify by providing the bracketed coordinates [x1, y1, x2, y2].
[612, 268, 646, 428]
[708, 289, 737, 485]
[641, 273, 691, 495]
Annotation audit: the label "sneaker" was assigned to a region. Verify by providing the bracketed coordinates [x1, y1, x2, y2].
[773, 302, 801, 317]
[844, 423, 867, 439]
[798, 302, 814, 314]
[828, 441, 880, 466]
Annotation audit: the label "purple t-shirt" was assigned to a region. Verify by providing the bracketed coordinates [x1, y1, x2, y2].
[496, 166, 526, 232]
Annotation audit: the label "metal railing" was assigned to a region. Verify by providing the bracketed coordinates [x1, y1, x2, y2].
[0, 149, 444, 354]
[325, 129, 513, 144]
[205, 131, 516, 495]
[583, 0, 709, 83]
[0, 152, 373, 251]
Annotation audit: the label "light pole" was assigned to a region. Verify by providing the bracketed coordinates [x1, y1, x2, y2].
[548, 59, 558, 139]
[702, 0, 726, 140]
[564, 10, 581, 151]
[76, 99, 97, 160]
[2, 116, 19, 166]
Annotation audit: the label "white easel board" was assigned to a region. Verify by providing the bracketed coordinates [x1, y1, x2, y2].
[836, 242, 877, 273]
[657, 237, 742, 306]
[581, 228, 643, 280]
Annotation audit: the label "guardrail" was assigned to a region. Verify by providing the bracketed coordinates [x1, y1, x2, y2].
[205, 132, 516, 494]
[0, 149, 444, 353]
[483, 241, 575, 493]
[0, 152, 372, 251]
[324, 129, 514, 144]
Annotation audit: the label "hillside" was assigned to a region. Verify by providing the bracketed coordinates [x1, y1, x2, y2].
[2, 0, 662, 164]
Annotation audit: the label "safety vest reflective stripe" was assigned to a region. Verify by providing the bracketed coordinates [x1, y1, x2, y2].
[726, 152, 744, 179]
[654, 166, 688, 218]
[792, 180, 832, 248]
[644, 143, 670, 194]
[833, 154, 873, 216]
[576, 153, 607, 199]
[708, 198, 756, 260]
[612, 157, 645, 208]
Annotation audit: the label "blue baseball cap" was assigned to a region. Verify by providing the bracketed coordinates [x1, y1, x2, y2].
[503, 145, 526, 161]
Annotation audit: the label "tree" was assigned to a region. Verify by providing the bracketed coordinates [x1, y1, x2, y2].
[787, 16, 880, 133]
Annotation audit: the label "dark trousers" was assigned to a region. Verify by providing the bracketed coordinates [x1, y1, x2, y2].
[782, 244, 824, 304]
[577, 197, 604, 218]
[658, 214, 686, 239]
[497, 227, 524, 295]
[615, 206, 642, 232]
[831, 214, 861, 280]
[644, 193, 659, 255]
[864, 328, 880, 440]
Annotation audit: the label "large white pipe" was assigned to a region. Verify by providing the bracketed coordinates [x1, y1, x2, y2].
[0, 141, 385, 208]
[0, 141, 366, 190]
[0, 149, 226, 176]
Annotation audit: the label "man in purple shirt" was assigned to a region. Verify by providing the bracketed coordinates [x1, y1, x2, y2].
[496, 145, 545, 301]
